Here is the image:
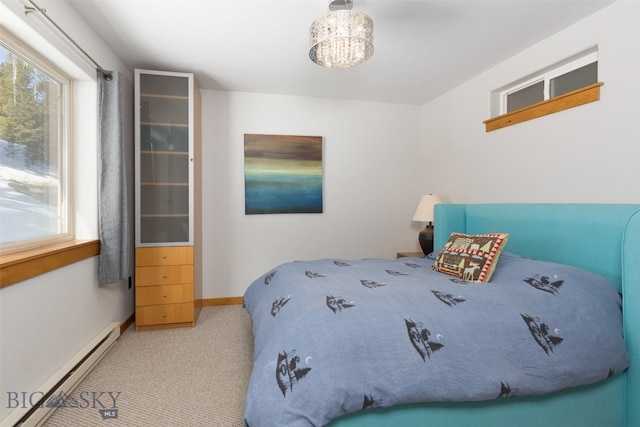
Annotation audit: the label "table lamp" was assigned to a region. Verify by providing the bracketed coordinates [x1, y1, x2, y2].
[412, 194, 442, 255]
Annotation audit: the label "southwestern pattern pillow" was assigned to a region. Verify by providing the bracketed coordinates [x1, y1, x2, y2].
[432, 232, 509, 282]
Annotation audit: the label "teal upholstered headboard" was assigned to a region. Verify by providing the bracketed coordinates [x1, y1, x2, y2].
[434, 203, 640, 426]
[434, 204, 640, 291]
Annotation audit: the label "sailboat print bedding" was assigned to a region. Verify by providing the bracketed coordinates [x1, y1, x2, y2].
[242, 252, 630, 427]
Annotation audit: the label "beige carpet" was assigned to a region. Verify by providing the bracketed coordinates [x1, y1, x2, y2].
[43, 305, 253, 427]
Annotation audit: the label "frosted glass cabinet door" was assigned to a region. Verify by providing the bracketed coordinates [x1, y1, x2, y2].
[135, 70, 195, 246]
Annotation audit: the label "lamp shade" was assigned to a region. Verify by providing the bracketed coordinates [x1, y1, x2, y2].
[412, 194, 442, 223]
[309, 9, 374, 68]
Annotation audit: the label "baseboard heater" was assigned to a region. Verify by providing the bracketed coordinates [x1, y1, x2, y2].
[1, 322, 121, 427]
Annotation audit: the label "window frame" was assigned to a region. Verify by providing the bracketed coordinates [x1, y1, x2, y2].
[0, 29, 75, 255]
[485, 48, 602, 132]
[499, 51, 598, 115]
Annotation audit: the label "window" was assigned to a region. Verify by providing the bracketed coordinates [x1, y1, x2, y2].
[502, 52, 598, 114]
[0, 33, 73, 255]
[485, 48, 601, 132]
[506, 80, 544, 113]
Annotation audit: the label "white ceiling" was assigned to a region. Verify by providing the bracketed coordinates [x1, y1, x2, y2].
[67, 0, 614, 105]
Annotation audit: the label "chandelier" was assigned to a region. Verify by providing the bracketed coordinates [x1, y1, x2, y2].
[309, 0, 374, 68]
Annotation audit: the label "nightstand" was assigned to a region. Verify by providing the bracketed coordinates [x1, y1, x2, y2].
[396, 251, 425, 258]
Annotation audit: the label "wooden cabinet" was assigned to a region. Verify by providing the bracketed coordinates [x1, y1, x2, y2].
[134, 70, 202, 331]
[135, 246, 196, 331]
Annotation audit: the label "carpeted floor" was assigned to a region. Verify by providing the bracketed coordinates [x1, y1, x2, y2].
[42, 305, 253, 427]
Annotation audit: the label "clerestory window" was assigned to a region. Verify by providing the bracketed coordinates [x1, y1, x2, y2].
[485, 48, 601, 132]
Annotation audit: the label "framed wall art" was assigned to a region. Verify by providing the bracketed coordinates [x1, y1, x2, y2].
[244, 134, 323, 214]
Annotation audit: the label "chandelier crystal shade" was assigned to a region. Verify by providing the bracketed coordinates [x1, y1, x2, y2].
[309, 8, 374, 68]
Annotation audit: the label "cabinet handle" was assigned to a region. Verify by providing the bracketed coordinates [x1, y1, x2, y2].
[162, 313, 167, 318]
[162, 274, 167, 279]
[162, 255, 167, 259]
[162, 293, 167, 298]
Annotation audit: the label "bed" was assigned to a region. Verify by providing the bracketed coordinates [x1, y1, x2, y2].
[243, 204, 640, 427]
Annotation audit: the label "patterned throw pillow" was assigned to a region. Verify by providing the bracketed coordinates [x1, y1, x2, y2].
[432, 232, 509, 283]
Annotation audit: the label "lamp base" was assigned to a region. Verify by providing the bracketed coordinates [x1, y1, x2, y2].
[418, 225, 434, 256]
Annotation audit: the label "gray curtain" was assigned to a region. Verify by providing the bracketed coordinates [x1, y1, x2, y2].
[97, 70, 132, 285]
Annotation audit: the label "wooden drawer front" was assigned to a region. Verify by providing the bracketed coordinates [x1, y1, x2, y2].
[136, 284, 193, 306]
[136, 246, 193, 267]
[136, 265, 193, 286]
[136, 303, 194, 326]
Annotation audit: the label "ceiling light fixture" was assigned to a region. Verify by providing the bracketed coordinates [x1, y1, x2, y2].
[309, 0, 374, 68]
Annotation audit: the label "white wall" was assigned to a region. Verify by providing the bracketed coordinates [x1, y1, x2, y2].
[420, 0, 640, 204]
[202, 91, 423, 298]
[0, 0, 134, 422]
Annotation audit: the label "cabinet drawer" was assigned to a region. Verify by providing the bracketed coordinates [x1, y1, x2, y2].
[136, 246, 193, 266]
[136, 284, 193, 306]
[136, 265, 193, 286]
[136, 303, 194, 326]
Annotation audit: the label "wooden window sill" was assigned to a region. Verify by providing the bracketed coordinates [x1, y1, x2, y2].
[484, 82, 603, 132]
[0, 239, 100, 288]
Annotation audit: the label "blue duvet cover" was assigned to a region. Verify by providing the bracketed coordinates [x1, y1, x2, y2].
[243, 253, 630, 427]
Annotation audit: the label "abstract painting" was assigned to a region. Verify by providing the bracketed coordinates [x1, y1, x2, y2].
[244, 134, 323, 214]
